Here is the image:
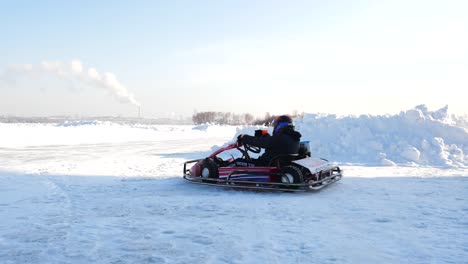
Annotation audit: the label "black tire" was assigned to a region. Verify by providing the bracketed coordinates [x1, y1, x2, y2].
[200, 158, 219, 179]
[279, 165, 304, 184]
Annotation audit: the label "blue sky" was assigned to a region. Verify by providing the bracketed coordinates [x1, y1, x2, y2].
[1, 0, 467, 118]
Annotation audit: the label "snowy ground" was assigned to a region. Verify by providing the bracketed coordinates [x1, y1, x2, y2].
[0, 115, 467, 263]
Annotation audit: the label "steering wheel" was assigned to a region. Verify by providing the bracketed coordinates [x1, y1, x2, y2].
[244, 143, 261, 154]
[236, 143, 261, 160]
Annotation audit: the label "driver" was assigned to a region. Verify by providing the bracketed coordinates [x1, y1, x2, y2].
[229, 115, 302, 167]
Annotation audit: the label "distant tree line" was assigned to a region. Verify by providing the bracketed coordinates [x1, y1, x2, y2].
[192, 111, 302, 125]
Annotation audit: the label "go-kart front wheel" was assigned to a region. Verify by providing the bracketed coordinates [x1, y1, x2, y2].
[280, 165, 304, 184]
[200, 158, 219, 179]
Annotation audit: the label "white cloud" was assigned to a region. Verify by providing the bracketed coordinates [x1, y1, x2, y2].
[71, 60, 83, 74]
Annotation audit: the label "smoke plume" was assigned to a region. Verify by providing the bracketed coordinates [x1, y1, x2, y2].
[3, 60, 140, 106]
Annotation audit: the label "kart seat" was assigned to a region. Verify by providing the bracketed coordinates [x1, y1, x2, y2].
[267, 145, 311, 167]
[267, 154, 300, 167]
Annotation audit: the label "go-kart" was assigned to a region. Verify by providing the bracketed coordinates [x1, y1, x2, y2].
[183, 141, 342, 192]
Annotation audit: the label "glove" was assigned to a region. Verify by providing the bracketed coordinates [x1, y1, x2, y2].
[237, 134, 243, 145]
[254, 129, 269, 137]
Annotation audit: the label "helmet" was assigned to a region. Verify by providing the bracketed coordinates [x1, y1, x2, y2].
[272, 115, 294, 134]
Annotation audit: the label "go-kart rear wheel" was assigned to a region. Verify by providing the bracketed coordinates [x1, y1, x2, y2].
[200, 158, 219, 179]
[280, 165, 304, 184]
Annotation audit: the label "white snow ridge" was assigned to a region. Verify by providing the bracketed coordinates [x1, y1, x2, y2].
[0, 105, 467, 263]
[295, 104, 467, 168]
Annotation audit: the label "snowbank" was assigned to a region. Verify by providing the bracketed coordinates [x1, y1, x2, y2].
[0, 122, 238, 148]
[295, 105, 467, 168]
[1, 105, 466, 168]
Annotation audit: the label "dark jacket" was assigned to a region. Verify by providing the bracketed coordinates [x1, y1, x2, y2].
[241, 126, 302, 165]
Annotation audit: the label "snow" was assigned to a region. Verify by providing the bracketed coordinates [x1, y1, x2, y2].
[0, 105, 467, 263]
[293, 105, 468, 168]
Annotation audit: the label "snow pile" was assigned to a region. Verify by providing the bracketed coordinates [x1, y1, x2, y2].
[0, 122, 237, 148]
[294, 105, 467, 168]
[56, 120, 101, 127]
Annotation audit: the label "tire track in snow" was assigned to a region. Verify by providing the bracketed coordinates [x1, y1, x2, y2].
[0, 174, 73, 263]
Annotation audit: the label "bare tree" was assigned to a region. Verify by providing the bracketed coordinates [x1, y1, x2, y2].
[244, 113, 254, 125]
[192, 110, 303, 125]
